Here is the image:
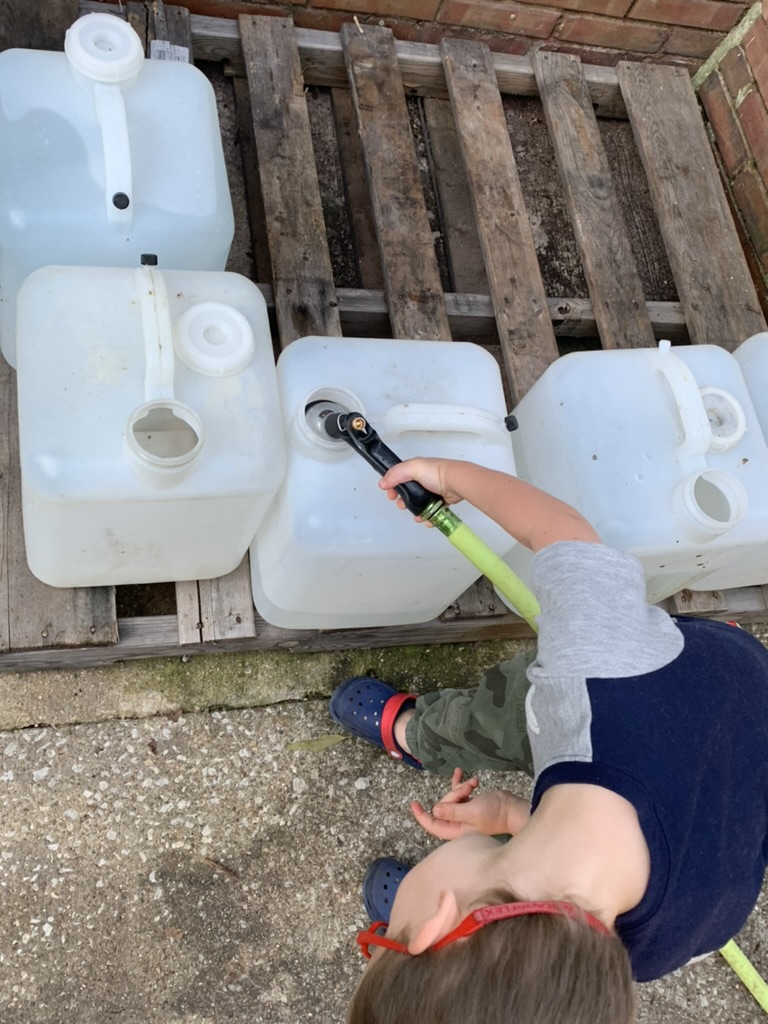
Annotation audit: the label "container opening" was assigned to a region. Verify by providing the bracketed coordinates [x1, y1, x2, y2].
[203, 325, 228, 347]
[293, 387, 363, 456]
[93, 31, 119, 53]
[692, 475, 733, 523]
[132, 406, 199, 460]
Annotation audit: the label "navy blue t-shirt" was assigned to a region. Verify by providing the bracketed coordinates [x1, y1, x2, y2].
[526, 543, 768, 981]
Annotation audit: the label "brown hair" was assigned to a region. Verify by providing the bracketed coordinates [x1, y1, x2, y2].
[347, 897, 635, 1024]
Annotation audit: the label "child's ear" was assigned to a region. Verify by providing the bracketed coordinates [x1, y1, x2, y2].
[407, 890, 461, 956]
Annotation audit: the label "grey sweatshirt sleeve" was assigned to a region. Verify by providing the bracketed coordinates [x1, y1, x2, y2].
[524, 542, 684, 776]
[529, 542, 684, 680]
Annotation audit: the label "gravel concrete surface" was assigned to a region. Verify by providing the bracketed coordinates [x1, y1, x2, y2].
[2, 646, 768, 1023]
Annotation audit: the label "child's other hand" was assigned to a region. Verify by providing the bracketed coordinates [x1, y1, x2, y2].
[410, 769, 524, 840]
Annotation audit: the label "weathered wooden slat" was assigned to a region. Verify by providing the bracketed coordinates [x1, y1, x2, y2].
[148, 0, 192, 55]
[4, 0, 78, 51]
[197, 558, 257, 641]
[240, 15, 341, 344]
[330, 88, 383, 290]
[125, 3, 148, 47]
[250, 284, 689, 344]
[341, 23, 451, 341]
[232, 76, 273, 285]
[422, 98, 488, 295]
[441, 38, 559, 403]
[617, 61, 766, 349]
[4, 367, 117, 651]
[80, 4, 628, 116]
[534, 51, 656, 350]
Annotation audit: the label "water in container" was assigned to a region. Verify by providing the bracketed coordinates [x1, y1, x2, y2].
[249, 336, 518, 628]
[17, 263, 285, 587]
[501, 340, 768, 605]
[0, 13, 234, 366]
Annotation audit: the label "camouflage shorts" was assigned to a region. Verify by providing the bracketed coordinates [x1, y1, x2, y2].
[404, 648, 536, 778]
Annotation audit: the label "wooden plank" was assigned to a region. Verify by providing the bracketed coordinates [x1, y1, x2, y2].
[240, 15, 341, 344]
[441, 38, 559, 403]
[330, 88, 383, 290]
[533, 51, 656, 350]
[126, 3, 148, 48]
[3, 0, 78, 51]
[4, 367, 117, 651]
[84, 4, 630, 117]
[196, 558, 257, 641]
[422, 98, 488, 295]
[341, 23, 451, 342]
[251, 284, 689, 344]
[232, 76, 273, 285]
[667, 589, 730, 616]
[617, 61, 767, 349]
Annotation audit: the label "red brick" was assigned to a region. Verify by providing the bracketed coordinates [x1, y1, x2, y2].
[719, 45, 754, 98]
[699, 70, 750, 173]
[312, 0, 441, 17]
[437, 0, 560, 38]
[178, 1, 308, 17]
[630, 0, 746, 32]
[745, 14, 768, 107]
[556, 12, 667, 49]
[732, 166, 768, 262]
[514, 0, 633, 15]
[665, 24, 725, 56]
[411, 20, 532, 50]
[738, 88, 768, 184]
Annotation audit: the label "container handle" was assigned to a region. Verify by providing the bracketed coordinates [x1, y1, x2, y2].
[653, 340, 712, 463]
[134, 266, 175, 401]
[382, 403, 508, 443]
[94, 82, 133, 227]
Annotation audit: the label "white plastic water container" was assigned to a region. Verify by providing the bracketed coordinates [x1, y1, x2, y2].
[502, 341, 768, 604]
[17, 264, 285, 587]
[0, 13, 234, 367]
[249, 337, 518, 628]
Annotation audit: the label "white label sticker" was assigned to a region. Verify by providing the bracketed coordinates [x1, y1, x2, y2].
[149, 39, 190, 63]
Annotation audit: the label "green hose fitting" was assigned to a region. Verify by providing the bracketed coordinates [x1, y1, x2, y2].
[424, 504, 541, 632]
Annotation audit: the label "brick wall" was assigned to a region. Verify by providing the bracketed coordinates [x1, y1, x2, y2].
[180, 0, 752, 68]
[697, 2, 768, 303]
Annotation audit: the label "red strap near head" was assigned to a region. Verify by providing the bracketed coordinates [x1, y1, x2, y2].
[380, 692, 415, 760]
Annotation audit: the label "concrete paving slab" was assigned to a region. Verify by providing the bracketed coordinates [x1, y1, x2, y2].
[2, 695, 767, 1024]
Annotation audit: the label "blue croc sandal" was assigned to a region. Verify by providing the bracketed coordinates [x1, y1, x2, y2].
[363, 857, 412, 923]
[329, 676, 422, 769]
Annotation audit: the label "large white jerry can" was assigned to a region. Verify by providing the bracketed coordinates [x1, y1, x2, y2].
[0, 13, 234, 367]
[249, 337, 518, 628]
[17, 264, 285, 587]
[504, 341, 768, 604]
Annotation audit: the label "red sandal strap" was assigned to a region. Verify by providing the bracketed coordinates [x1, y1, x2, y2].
[380, 692, 416, 761]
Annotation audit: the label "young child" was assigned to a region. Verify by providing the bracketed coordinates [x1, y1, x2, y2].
[329, 457, 768, 1024]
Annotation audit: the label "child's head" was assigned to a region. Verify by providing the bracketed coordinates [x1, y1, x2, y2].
[348, 833, 634, 1023]
[348, 896, 635, 1024]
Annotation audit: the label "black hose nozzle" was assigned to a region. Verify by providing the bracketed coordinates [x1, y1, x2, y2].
[322, 410, 442, 518]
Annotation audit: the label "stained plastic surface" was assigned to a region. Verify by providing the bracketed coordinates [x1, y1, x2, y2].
[17, 265, 285, 587]
[501, 341, 768, 604]
[249, 337, 518, 628]
[0, 14, 234, 366]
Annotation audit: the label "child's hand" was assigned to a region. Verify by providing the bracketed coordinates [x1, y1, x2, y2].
[410, 769, 529, 840]
[379, 458, 466, 515]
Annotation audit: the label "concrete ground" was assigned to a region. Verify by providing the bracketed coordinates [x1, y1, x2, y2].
[2, 638, 768, 1024]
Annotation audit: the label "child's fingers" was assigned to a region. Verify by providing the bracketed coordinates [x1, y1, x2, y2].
[410, 800, 463, 840]
[436, 782, 477, 806]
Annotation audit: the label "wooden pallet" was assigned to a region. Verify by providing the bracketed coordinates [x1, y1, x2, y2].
[3, 1, 767, 672]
